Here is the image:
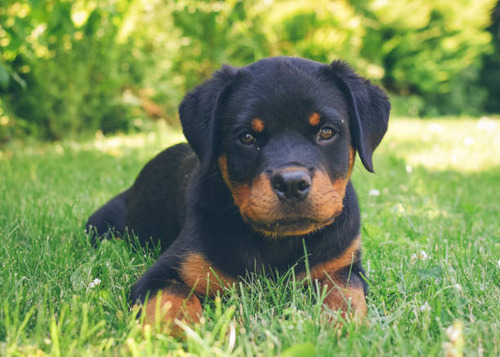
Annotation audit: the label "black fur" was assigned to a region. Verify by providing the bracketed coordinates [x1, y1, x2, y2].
[85, 56, 390, 308]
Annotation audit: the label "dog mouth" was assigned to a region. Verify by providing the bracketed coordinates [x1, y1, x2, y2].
[248, 216, 335, 237]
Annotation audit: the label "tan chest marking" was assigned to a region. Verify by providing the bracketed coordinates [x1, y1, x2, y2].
[180, 253, 237, 297]
[301, 235, 361, 281]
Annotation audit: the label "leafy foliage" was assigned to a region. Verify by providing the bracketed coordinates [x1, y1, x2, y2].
[480, 2, 500, 112]
[0, 0, 498, 141]
[1, 1, 139, 140]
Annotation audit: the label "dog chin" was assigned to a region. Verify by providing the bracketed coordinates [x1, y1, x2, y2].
[248, 216, 335, 238]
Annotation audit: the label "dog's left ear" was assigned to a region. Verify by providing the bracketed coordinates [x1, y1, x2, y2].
[328, 61, 391, 173]
[179, 65, 238, 172]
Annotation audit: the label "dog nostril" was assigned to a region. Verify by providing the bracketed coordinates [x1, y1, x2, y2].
[272, 179, 286, 194]
[271, 175, 287, 195]
[297, 180, 310, 192]
[271, 170, 311, 201]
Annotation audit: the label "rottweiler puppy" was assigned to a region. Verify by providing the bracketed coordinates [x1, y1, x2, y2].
[86, 57, 390, 328]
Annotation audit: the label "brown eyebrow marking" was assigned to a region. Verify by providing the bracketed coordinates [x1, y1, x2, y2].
[251, 118, 265, 133]
[309, 112, 320, 127]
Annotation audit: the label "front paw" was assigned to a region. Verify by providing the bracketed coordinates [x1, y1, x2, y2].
[322, 284, 367, 319]
[136, 282, 202, 336]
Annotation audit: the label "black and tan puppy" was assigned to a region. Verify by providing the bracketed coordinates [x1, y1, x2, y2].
[86, 57, 390, 328]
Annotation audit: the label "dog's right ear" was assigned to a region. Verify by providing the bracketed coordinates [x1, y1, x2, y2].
[179, 65, 238, 171]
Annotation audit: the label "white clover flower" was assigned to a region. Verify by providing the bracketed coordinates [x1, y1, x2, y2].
[88, 278, 101, 289]
[410, 250, 430, 264]
[420, 301, 431, 312]
[419, 250, 429, 261]
[369, 189, 380, 196]
[406, 165, 412, 174]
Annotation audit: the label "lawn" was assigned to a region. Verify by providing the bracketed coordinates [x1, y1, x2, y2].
[0, 117, 499, 356]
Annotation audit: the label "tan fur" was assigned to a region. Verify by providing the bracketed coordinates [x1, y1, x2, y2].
[219, 162, 353, 237]
[180, 253, 237, 296]
[308, 112, 321, 127]
[251, 118, 265, 133]
[348, 147, 356, 176]
[218, 145, 357, 237]
[218, 155, 230, 187]
[323, 285, 367, 318]
[300, 236, 366, 317]
[142, 286, 202, 336]
[306, 236, 361, 281]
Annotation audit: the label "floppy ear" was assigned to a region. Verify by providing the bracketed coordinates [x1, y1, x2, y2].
[179, 65, 238, 172]
[328, 61, 391, 173]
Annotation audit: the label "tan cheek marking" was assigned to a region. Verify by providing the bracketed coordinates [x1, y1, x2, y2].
[330, 177, 349, 217]
[309, 112, 320, 127]
[218, 155, 231, 187]
[218, 155, 265, 221]
[245, 173, 279, 221]
[218, 159, 352, 237]
[180, 253, 237, 297]
[348, 147, 356, 177]
[232, 183, 252, 213]
[309, 171, 348, 220]
[251, 118, 265, 133]
[314, 148, 354, 220]
[226, 172, 278, 225]
[311, 148, 353, 217]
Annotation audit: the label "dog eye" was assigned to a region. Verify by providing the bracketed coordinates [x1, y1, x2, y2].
[317, 127, 336, 141]
[239, 132, 257, 145]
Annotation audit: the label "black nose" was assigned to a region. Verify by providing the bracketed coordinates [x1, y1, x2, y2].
[271, 169, 311, 201]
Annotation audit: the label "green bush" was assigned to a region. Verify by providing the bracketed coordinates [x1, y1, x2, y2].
[361, 0, 496, 115]
[0, 1, 152, 140]
[0, 0, 498, 142]
[480, 2, 500, 113]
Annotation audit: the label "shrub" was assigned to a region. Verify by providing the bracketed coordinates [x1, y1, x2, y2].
[0, 0, 498, 142]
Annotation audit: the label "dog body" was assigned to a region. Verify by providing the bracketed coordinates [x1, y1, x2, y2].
[86, 57, 390, 326]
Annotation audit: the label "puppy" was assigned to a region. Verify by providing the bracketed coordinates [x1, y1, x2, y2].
[87, 56, 390, 329]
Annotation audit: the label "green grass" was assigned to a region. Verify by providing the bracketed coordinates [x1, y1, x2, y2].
[1, 117, 499, 356]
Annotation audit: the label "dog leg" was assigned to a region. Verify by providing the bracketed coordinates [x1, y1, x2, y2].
[305, 235, 367, 319]
[131, 249, 236, 335]
[139, 281, 202, 336]
[86, 190, 129, 244]
[320, 272, 367, 319]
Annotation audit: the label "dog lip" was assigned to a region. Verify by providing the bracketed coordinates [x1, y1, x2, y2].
[248, 216, 335, 236]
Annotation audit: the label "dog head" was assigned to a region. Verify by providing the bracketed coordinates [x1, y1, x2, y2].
[179, 57, 390, 238]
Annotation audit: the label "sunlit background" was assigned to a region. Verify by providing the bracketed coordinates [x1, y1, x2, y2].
[1, 0, 499, 143]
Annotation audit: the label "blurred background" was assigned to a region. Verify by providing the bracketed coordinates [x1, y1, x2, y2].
[1, 0, 499, 143]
